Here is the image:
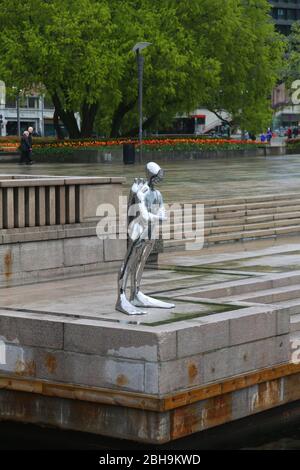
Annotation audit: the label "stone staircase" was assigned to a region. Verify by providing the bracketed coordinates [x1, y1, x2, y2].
[183, 271, 300, 341]
[163, 193, 300, 251]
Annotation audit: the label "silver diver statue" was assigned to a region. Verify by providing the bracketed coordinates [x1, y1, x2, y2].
[116, 161, 175, 315]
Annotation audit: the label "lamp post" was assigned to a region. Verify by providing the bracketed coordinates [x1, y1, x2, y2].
[40, 94, 45, 137]
[16, 92, 21, 137]
[132, 42, 151, 163]
[12, 86, 21, 136]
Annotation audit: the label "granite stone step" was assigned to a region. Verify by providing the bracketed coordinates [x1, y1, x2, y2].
[163, 218, 300, 237]
[163, 194, 300, 250]
[183, 193, 300, 207]
[218, 285, 300, 304]
[168, 206, 300, 225]
[182, 192, 300, 206]
[167, 211, 300, 227]
[169, 204, 300, 218]
[209, 212, 300, 226]
[163, 227, 295, 249]
[189, 273, 300, 299]
[183, 199, 300, 212]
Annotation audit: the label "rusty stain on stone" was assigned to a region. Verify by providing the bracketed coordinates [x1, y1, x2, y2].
[171, 404, 200, 439]
[251, 379, 281, 411]
[188, 363, 198, 382]
[284, 374, 300, 402]
[15, 360, 36, 377]
[116, 374, 129, 386]
[171, 394, 233, 440]
[45, 355, 57, 374]
[4, 250, 12, 280]
[202, 394, 233, 429]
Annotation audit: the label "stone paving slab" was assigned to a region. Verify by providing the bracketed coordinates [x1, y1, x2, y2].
[0, 289, 239, 328]
[198, 251, 300, 273]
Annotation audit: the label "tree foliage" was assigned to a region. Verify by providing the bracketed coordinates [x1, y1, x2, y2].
[282, 21, 300, 87]
[200, 0, 285, 132]
[0, 0, 284, 137]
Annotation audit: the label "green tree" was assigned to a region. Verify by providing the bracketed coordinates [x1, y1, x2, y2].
[282, 21, 300, 86]
[108, 0, 284, 136]
[200, 0, 285, 133]
[0, 0, 284, 137]
[105, 0, 221, 136]
[0, 0, 120, 137]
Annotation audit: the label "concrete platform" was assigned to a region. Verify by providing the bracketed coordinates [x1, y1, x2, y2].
[1, 236, 300, 443]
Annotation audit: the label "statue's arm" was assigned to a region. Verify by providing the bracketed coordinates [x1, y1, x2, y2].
[157, 191, 167, 220]
[137, 186, 166, 223]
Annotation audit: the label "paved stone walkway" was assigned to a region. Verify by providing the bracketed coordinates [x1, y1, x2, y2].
[2, 153, 300, 202]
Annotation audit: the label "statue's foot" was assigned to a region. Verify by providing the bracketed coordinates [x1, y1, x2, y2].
[132, 291, 175, 309]
[116, 293, 147, 315]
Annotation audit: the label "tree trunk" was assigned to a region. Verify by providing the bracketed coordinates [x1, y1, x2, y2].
[51, 92, 81, 139]
[80, 102, 99, 138]
[212, 111, 233, 128]
[124, 113, 159, 137]
[110, 99, 137, 137]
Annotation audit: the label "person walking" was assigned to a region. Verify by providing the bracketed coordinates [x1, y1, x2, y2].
[27, 126, 34, 163]
[260, 133, 266, 143]
[19, 130, 32, 165]
[287, 128, 292, 139]
[266, 128, 272, 144]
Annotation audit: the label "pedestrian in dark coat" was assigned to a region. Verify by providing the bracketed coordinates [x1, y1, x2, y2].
[19, 131, 32, 165]
[27, 126, 34, 162]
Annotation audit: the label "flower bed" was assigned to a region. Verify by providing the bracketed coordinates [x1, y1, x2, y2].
[141, 138, 263, 152]
[0, 137, 264, 155]
[286, 138, 300, 150]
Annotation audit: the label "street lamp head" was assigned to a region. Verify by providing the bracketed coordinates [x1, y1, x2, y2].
[132, 42, 152, 53]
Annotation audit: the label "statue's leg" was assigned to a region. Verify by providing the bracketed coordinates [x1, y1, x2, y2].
[117, 240, 135, 294]
[130, 241, 145, 298]
[116, 240, 147, 315]
[130, 241, 153, 301]
[131, 240, 175, 309]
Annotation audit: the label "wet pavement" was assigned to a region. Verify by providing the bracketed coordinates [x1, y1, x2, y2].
[1, 153, 300, 202]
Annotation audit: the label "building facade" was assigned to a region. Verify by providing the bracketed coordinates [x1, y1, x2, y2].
[269, 0, 300, 35]
[269, 1, 300, 130]
[0, 81, 56, 137]
[272, 82, 300, 130]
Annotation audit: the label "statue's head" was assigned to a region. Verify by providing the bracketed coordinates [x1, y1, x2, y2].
[146, 162, 164, 187]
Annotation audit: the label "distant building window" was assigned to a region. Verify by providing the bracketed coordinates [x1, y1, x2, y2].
[277, 8, 286, 19]
[27, 97, 39, 109]
[287, 8, 297, 19]
[5, 97, 16, 108]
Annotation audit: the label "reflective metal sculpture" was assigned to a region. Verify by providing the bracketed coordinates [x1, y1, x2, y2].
[116, 162, 175, 315]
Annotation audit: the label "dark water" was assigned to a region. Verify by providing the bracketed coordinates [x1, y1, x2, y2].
[1, 401, 300, 450]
